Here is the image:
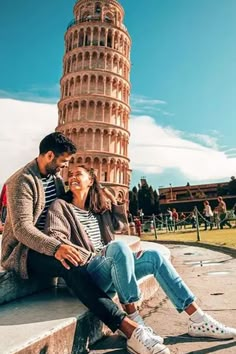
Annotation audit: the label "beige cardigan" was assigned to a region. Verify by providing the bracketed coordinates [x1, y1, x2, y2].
[44, 198, 128, 263]
[1, 159, 64, 279]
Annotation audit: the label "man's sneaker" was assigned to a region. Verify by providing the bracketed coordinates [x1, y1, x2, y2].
[127, 325, 170, 354]
[188, 314, 236, 340]
[117, 313, 164, 344]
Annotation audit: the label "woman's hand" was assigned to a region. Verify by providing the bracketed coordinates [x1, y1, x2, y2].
[103, 187, 117, 205]
[54, 244, 84, 270]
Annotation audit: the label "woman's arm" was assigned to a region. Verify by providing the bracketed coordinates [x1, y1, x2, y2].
[110, 203, 129, 232]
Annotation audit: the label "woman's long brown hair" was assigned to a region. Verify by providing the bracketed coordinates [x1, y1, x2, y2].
[62, 166, 108, 213]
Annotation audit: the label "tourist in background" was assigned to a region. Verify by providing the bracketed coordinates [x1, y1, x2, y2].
[203, 200, 213, 230]
[134, 217, 142, 237]
[190, 211, 196, 228]
[166, 207, 173, 231]
[137, 208, 144, 224]
[172, 208, 178, 230]
[213, 207, 220, 229]
[179, 212, 186, 229]
[217, 197, 232, 229]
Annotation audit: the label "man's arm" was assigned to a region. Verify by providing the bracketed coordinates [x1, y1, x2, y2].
[7, 175, 61, 256]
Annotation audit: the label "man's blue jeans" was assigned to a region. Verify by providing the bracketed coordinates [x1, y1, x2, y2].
[87, 240, 196, 313]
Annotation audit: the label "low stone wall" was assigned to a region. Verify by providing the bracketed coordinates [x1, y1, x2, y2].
[0, 266, 54, 305]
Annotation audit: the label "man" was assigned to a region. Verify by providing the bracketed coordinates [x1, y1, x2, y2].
[1, 132, 168, 354]
[217, 196, 232, 229]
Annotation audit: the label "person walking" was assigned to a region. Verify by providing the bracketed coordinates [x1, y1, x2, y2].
[1, 132, 167, 354]
[217, 196, 232, 229]
[203, 200, 213, 230]
[166, 208, 173, 231]
[172, 208, 178, 230]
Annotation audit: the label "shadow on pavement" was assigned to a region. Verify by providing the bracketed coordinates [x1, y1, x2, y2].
[165, 334, 236, 354]
[187, 340, 236, 354]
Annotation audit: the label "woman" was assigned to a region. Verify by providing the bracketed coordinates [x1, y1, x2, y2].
[203, 200, 213, 230]
[45, 166, 236, 349]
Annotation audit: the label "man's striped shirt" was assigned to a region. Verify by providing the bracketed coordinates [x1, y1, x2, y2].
[36, 175, 57, 230]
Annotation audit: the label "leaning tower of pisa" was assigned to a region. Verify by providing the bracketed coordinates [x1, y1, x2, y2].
[56, 0, 131, 202]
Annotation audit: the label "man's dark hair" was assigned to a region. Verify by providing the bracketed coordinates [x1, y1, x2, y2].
[39, 132, 77, 156]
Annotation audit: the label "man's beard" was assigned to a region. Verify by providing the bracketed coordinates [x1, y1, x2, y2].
[45, 159, 59, 175]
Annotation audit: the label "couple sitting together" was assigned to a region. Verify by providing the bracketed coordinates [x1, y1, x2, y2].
[1, 132, 235, 354]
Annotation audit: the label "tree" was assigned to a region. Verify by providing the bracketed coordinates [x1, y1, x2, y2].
[229, 176, 236, 195]
[153, 190, 161, 214]
[129, 187, 138, 216]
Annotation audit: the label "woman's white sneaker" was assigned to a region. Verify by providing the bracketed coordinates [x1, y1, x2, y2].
[127, 325, 170, 354]
[188, 314, 236, 340]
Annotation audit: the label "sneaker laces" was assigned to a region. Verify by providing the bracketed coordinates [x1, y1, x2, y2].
[134, 326, 161, 350]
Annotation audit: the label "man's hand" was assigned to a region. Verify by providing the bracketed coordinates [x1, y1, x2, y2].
[54, 244, 84, 270]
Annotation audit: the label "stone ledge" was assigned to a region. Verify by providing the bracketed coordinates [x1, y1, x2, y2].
[0, 267, 54, 305]
[0, 272, 161, 354]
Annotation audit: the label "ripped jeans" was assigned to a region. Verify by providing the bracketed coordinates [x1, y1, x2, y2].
[87, 240, 196, 313]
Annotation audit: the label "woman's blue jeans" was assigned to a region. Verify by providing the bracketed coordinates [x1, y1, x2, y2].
[87, 240, 196, 313]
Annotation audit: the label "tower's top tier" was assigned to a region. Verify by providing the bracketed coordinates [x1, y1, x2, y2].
[73, 0, 126, 31]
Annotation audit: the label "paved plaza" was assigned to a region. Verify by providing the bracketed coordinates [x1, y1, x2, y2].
[90, 244, 236, 354]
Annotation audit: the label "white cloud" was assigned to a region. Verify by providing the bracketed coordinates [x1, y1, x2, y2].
[0, 99, 57, 185]
[0, 99, 235, 187]
[131, 94, 174, 117]
[131, 94, 167, 106]
[181, 132, 219, 149]
[129, 115, 236, 181]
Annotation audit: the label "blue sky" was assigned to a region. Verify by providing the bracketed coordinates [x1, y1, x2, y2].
[0, 0, 236, 190]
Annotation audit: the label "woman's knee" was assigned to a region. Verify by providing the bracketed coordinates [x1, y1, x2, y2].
[106, 240, 132, 260]
[142, 249, 164, 269]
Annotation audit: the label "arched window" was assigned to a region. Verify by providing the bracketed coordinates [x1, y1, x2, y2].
[85, 28, 91, 46]
[104, 12, 113, 24]
[93, 27, 99, 46]
[107, 30, 112, 48]
[78, 29, 84, 47]
[100, 28, 106, 46]
[95, 3, 101, 14]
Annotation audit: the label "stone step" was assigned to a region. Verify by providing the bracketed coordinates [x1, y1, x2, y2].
[0, 234, 54, 305]
[0, 236, 171, 354]
[0, 267, 54, 305]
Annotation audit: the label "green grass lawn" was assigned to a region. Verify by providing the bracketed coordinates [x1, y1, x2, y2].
[141, 225, 236, 249]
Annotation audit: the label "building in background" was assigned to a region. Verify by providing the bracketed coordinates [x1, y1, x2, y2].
[159, 180, 236, 213]
[56, 0, 131, 202]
